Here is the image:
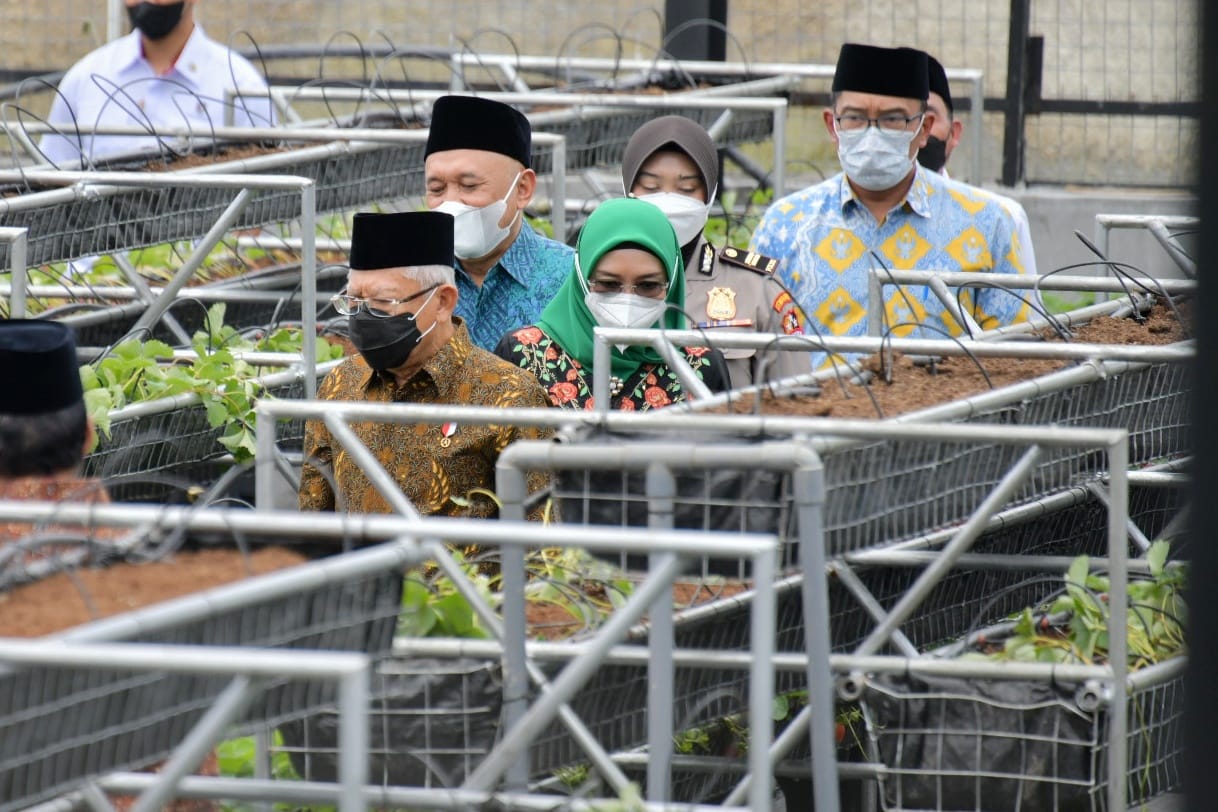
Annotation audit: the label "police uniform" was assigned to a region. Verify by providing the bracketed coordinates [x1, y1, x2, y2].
[683, 238, 811, 389]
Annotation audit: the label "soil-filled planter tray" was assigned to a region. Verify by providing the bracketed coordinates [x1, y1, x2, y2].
[275, 483, 1182, 802]
[0, 544, 406, 811]
[0, 138, 427, 269]
[558, 305, 1192, 562]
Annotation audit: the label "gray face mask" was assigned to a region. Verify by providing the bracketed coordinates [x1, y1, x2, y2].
[836, 124, 918, 191]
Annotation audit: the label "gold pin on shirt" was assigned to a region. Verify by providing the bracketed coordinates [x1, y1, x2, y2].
[439, 421, 457, 448]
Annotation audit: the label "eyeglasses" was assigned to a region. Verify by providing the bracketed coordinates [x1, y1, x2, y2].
[834, 112, 924, 133]
[331, 284, 439, 317]
[589, 278, 669, 299]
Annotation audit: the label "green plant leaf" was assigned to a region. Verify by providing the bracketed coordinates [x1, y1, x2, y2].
[1146, 539, 1169, 578]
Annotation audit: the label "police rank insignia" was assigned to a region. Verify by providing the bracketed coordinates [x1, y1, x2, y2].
[699, 243, 715, 275]
[719, 247, 779, 275]
[706, 287, 737, 320]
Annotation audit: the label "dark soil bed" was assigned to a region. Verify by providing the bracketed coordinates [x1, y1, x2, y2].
[721, 304, 1189, 419]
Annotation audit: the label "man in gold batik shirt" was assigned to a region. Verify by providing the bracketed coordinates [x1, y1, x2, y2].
[298, 210, 552, 520]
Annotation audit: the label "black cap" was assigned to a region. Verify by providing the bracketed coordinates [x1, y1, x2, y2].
[926, 54, 953, 112]
[0, 319, 82, 415]
[831, 43, 929, 102]
[349, 211, 455, 270]
[424, 95, 532, 168]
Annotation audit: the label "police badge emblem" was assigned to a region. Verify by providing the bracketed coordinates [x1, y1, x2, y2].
[706, 287, 737, 320]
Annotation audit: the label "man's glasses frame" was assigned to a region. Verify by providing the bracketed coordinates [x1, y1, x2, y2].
[331, 284, 440, 317]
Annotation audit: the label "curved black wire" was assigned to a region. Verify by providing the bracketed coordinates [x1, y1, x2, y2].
[949, 278, 1075, 342]
[878, 319, 995, 390]
[552, 24, 624, 90]
[6, 75, 93, 172]
[225, 30, 272, 129]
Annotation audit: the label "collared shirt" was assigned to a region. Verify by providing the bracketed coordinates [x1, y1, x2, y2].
[453, 223, 574, 351]
[299, 320, 553, 519]
[749, 165, 1037, 367]
[40, 25, 274, 165]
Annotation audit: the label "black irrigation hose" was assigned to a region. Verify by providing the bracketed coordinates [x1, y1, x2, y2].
[878, 320, 994, 391]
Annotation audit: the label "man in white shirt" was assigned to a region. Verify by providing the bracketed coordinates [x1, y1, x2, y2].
[39, 0, 274, 166]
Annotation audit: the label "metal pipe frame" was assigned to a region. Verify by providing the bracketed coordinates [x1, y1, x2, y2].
[254, 84, 791, 198]
[1093, 212, 1199, 272]
[0, 169, 321, 396]
[5, 125, 569, 248]
[867, 268, 1194, 341]
[495, 439, 795, 811]
[95, 773, 750, 812]
[591, 323, 1192, 417]
[0, 640, 371, 812]
[0, 226, 30, 318]
[431, 51, 983, 184]
[248, 398, 1136, 811]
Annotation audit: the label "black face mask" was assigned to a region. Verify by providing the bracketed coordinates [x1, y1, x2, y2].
[127, 1, 186, 41]
[347, 290, 438, 371]
[917, 135, 949, 173]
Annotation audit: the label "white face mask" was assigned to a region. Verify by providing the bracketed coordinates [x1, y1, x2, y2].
[576, 261, 668, 331]
[433, 170, 523, 260]
[634, 191, 714, 247]
[835, 124, 918, 192]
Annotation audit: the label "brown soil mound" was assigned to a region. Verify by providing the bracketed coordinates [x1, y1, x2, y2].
[722, 304, 1189, 420]
[0, 546, 308, 638]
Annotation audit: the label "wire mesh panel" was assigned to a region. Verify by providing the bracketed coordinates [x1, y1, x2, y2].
[82, 375, 320, 504]
[0, 543, 406, 811]
[0, 139, 426, 269]
[524, 482, 1183, 803]
[860, 658, 1184, 812]
[280, 656, 505, 790]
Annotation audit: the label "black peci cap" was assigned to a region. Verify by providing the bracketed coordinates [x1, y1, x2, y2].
[348, 211, 455, 270]
[424, 95, 532, 168]
[831, 43, 930, 102]
[0, 319, 82, 415]
[926, 54, 954, 112]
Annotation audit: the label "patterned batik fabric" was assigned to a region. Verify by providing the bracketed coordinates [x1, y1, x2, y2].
[494, 326, 723, 411]
[749, 164, 1038, 368]
[0, 477, 121, 573]
[299, 321, 553, 519]
[452, 223, 575, 351]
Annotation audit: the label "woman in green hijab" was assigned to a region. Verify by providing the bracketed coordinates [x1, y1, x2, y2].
[494, 197, 724, 410]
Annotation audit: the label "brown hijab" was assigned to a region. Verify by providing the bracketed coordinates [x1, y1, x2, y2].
[620, 115, 720, 202]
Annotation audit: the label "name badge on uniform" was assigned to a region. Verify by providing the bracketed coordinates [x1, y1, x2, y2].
[706, 287, 737, 320]
[439, 422, 457, 448]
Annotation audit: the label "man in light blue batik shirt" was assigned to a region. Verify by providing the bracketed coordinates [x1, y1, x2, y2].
[424, 95, 573, 351]
[749, 43, 1036, 369]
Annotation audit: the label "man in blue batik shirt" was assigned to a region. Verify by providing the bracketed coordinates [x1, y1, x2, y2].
[749, 43, 1036, 369]
[424, 95, 573, 351]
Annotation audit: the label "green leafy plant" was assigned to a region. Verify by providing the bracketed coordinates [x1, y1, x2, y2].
[80, 303, 345, 462]
[215, 731, 324, 812]
[971, 539, 1186, 669]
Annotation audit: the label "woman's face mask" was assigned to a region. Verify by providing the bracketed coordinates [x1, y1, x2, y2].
[347, 286, 440, 371]
[835, 123, 919, 192]
[433, 171, 523, 260]
[576, 258, 668, 331]
[634, 190, 714, 247]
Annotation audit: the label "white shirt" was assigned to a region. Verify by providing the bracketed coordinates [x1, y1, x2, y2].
[39, 25, 274, 165]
